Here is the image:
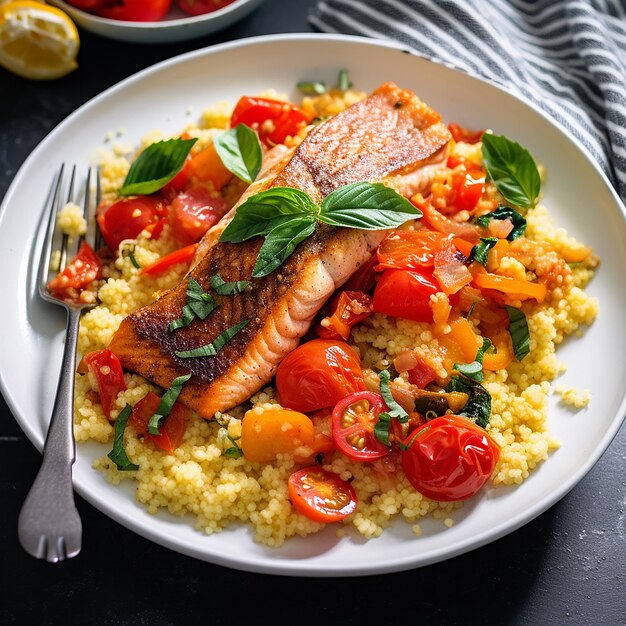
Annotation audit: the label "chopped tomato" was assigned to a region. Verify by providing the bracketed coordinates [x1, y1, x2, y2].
[401, 415, 499, 501]
[375, 229, 446, 271]
[342, 253, 379, 293]
[276, 339, 365, 413]
[372, 268, 438, 323]
[407, 359, 438, 389]
[129, 391, 187, 455]
[176, 0, 235, 15]
[332, 391, 390, 462]
[316, 290, 373, 341]
[230, 96, 313, 146]
[97, 0, 172, 21]
[452, 169, 485, 212]
[97, 196, 167, 251]
[169, 186, 229, 244]
[141, 243, 198, 276]
[80, 349, 126, 420]
[448, 123, 485, 144]
[288, 467, 358, 523]
[48, 241, 102, 300]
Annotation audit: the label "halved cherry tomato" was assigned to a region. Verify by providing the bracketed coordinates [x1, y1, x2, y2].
[332, 391, 390, 462]
[97, 0, 172, 21]
[230, 96, 313, 146]
[97, 196, 166, 251]
[276, 339, 365, 413]
[129, 391, 187, 455]
[372, 268, 438, 323]
[162, 154, 193, 197]
[401, 415, 499, 501]
[175, 0, 235, 15]
[80, 349, 126, 420]
[375, 229, 445, 271]
[288, 467, 358, 523]
[48, 241, 102, 300]
[342, 252, 379, 293]
[169, 186, 229, 244]
[316, 290, 373, 341]
[452, 169, 485, 212]
[448, 123, 485, 144]
[141, 243, 198, 276]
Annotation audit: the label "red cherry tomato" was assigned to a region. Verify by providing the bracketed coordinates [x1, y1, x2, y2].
[288, 467, 358, 523]
[97, 196, 166, 251]
[168, 186, 228, 244]
[448, 123, 485, 144]
[47, 241, 102, 300]
[401, 415, 500, 501]
[175, 0, 235, 15]
[316, 290, 373, 341]
[452, 169, 485, 212]
[372, 268, 438, 323]
[276, 339, 365, 413]
[161, 154, 193, 197]
[332, 391, 390, 461]
[97, 0, 172, 21]
[80, 349, 126, 420]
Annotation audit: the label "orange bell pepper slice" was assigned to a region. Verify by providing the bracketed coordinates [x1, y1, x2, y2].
[190, 143, 233, 191]
[473, 272, 547, 303]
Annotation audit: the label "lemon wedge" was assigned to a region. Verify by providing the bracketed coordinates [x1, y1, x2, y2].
[0, 1, 79, 80]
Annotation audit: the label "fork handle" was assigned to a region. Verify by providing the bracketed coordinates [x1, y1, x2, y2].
[18, 306, 82, 561]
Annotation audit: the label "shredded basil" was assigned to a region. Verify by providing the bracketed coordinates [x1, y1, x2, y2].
[107, 405, 139, 471]
[474, 205, 527, 240]
[453, 338, 493, 383]
[506, 305, 531, 361]
[445, 376, 492, 428]
[466, 301, 477, 320]
[470, 237, 498, 266]
[213, 124, 262, 184]
[374, 370, 409, 447]
[147, 374, 192, 435]
[210, 274, 249, 295]
[297, 81, 327, 95]
[373, 413, 392, 447]
[121, 244, 141, 269]
[175, 320, 249, 359]
[169, 277, 217, 331]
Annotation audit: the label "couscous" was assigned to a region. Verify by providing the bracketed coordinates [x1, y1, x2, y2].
[57, 78, 599, 546]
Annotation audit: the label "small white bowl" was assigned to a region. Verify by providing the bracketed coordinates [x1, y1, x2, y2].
[48, 0, 266, 44]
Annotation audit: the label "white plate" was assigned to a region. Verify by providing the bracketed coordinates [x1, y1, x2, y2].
[2, 34, 626, 576]
[48, 0, 265, 44]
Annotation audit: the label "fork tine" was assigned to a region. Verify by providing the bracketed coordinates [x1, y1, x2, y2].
[58, 165, 76, 273]
[94, 167, 103, 251]
[78, 167, 92, 249]
[38, 165, 65, 298]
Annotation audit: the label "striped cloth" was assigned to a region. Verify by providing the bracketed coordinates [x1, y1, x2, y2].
[309, 0, 626, 200]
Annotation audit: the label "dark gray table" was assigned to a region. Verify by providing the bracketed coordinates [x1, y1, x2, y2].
[1, 1, 624, 623]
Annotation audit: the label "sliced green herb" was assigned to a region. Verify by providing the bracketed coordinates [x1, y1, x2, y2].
[445, 376, 492, 428]
[213, 124, 262, 184]
[470, 237, 498, 266]
[474, 205, 527, 240]
[107, 405, 139, 471]
[453, 338, 493, 383]
[121, 244, 141, 269]
[169, 277, 217, 331]
[175, 320, 249, 359]
[148, 374, 192, 435]
[506, 305, 531, 361]
[210, 274, 249, 295]
[466, 301, 477, 320]
[224, 446, 243, 458]
[378, 370, 408, 421]
[297, 80, 327, 95]
[374, 412, 392, 447]
[119, 137, 197, 196]
[337, 68, 352, 91]
[481, 134, 540, 211]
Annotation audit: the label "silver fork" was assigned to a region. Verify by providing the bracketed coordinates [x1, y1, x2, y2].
[18, 165, 102, 563]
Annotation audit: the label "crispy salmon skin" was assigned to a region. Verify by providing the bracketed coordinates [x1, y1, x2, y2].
[108, 82, 451, 418]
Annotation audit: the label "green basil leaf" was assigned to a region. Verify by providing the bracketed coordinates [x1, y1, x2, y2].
[219, 187, 318, 243]
[213, 124, 262, 184]
[107, 405, 139, 471]
[470, 237, 498, 266]
[210, 274, 249, 295]
[252, 216, 316, 278]
[297, 81, 327, 95]
[474, 205, 527, 240]
[506, 305, 530, 361]
[374, 412, 392, 447]
[481, 134, 541, 211]
[453, 338, 493, 383]
[175, 320, 249, 359]
[119, 138, 197, 196]
[319, 182, 421, 230]
[169, 277, 217, 331]
[445, 376, 492, 428]
[337, 68, 352, 91]
[148, 374, 192, 435]
[378, 369, 408, 421]
[224, 446, 243, 458]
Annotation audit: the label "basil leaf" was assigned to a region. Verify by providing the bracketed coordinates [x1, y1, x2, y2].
[297, 81, 326, 95]
[170, 277, 217, 331]
[213, 124, 262, 184]
[337, 68, 352, 91]
[119, 138, 197, 196]
[318, 182, 421, 230]
[470, 237, 498, 266]
[148, 374, 192, 435]
[481, 134, 541, 211]
[373, 412, 392, 447]
[107, 405, 139, 471]
[224, 446, 243, 458]
[210, 274, 249, 295]
[445, 376, 492, 428]
[175, 320, 249, 359]
[378, 369, 408, 421]
[506, 305, 531, 361]
[453, 338, 493, 383]
[474, 205, 527, 240]
[219, 187, 317, 243]
[252, 216, 316, 278]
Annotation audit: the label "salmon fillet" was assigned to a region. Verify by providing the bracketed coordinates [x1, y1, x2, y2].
[108, 82, 451, 418]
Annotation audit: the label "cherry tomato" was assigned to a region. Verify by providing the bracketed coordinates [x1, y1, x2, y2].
[372, 268, 438, 323]
[47, 241, 102, 300]
[161, 154, 193, 197]
[452, 169, 485, 212]
[168, 186, 228, 244]
[79, 349, 126, 420]
[401, 415, 500, 501]
[275, 339, 365, 413]
[375, 229, 446, 271]
[448, 123, 485, 144]
[332, 391, 390, 461]
[129, 391, 188, 455]
[288, 467, 358, 523]
[97, 196, 166, 251]
[342, 252, 379, 293]
[230, 96, 313, 146]
[97, 0, 172, 21]
[316, 290, 373, 341]
[175, 0, 235, 15]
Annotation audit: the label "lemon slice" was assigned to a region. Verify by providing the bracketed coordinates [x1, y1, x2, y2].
[0, 1, 79, 80]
